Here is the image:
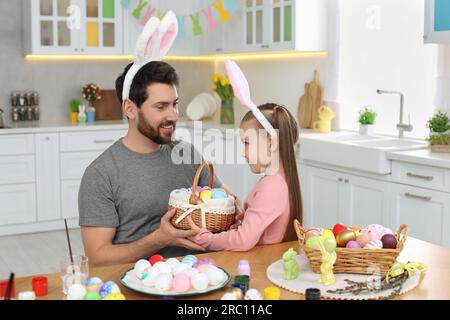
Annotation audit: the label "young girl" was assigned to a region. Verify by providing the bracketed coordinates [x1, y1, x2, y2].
[188, 103, 302, 251]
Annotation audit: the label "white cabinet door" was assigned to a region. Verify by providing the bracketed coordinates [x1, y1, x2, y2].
[36, 133, 61, 221]
[344, 174, 391, 229]
[301, 165, 345, 228]
[0, 184, 37, 225]
[390, 184, 450, 247]
[61, 180, 81, 219]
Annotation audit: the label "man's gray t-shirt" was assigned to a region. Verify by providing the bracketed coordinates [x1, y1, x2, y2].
[78, 138, 221, 258]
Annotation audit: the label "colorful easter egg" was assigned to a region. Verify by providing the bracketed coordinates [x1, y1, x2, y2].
[149, 254, 165, 266]
[142, 269, 161, 287]
[346, 240, 361, 249]
[99, 281, 121, 298]
[200, 189, 213, 200]
[321, 229, 335, 239]
[244, 288, 263, 300]
[350, 226, 361, 232]
[366, 224, 385, 237]
[193, 257, 216, 268]
[155, 273, 173, 292]
[305, 229, 321, 241]
[83, 292, 102, 300]
[369, 232, 381, 241]
[173, 274, 191, 293]
[364, 239, 383, 249]
[336, 230, 356, 247]
[191, 273, 209, 291]
[196, 264, 213, 273]
[356, 234, 371, 248]
[305, 235, 324, 249]
[152, 261, 172, 274]
[212, 189, 228, 199]
[381, 234, 398, 249]
[332, 224, 348, 237]
[103, 293, 126, 300]
[182, 255, 198, 266]
[134, 259, 151, 279]
[85, 277, 103, 293]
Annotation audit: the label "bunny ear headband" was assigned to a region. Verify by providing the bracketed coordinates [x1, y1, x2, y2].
[225, 60, 277, 137]
[122, 11, 178, 101]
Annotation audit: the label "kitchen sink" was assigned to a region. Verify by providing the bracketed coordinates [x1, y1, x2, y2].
[299, 133, 427, 174]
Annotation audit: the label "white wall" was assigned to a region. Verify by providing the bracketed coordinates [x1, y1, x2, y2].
[338, 0, 438, 139]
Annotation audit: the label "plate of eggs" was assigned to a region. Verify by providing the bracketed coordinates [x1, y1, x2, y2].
[120, 254, 231, 297]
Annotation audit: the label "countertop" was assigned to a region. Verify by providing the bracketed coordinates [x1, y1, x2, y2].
[387, 148, 450, 169]
[13, 238, 450, 300]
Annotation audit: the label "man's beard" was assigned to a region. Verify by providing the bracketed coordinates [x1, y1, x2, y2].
[137, 114, 175, 145]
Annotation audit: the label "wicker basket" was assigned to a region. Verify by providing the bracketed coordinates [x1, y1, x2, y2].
[429, 144, 450, 153]
[169, 160, 236, 233]
[294, 220, 408, 275]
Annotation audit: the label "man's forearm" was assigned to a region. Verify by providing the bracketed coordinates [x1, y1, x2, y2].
[88, 230, 165, 267]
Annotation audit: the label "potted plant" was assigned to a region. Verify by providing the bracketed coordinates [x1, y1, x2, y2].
[358, 107, 377, 135]
[82, 83, 102, 108]
[212, 73, 235, 124]
[70, 99, 80, 124]
[426, 111, 450, 153]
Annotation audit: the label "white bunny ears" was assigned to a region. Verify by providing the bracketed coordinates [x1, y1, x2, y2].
[122, 11, 179, 101]
[225, 60, 277, 137]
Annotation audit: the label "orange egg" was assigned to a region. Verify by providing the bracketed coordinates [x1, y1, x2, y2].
[350, 226, 361, 232]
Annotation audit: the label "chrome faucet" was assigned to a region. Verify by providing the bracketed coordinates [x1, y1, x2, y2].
[376, 89, 413, 139]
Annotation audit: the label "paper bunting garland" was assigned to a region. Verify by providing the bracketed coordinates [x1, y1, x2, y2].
[125, 0, 241, 39]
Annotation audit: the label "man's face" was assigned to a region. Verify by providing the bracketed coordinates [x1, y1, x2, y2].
[136, 83, 179, 144]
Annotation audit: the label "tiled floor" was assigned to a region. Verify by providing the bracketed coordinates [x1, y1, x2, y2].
[0, 229, 84, 279]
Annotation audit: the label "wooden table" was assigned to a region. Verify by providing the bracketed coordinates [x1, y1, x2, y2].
[14, 237, 450, 300]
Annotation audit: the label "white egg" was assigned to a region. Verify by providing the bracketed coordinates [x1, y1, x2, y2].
[66, 284, 87, 300]
[245, 288, 263, 300]
[141, 269, 161, 287]
[152, 261, 172, 274]
[182, 267, 199, 278]
[173, 263, 191, 275]
[166, 258, 181, 271]
[134, 259, 151, 279]
[221, 293, 237, 300]
[364, 239, 383, 249]
[191, 273, 209, 291]
[204, 267, 226, 286]
[154, 273, 173, 292]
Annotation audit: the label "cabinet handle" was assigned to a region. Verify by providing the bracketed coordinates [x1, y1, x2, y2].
[93, 139, 115, 144]
[45, 136, 50, 141]
[338, 178, 343, 182]
[406, 172, 434, 181]
[404, 192, 432, 201]
[344, 179, 349, 183]
[216, 48, 223, 52]
[261, 45, 270, 49]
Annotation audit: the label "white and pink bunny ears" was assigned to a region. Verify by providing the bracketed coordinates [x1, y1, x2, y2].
[224, 60, 277, 137]
[122, 11, 179, 101]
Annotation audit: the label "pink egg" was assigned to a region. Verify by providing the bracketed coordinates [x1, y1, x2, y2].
[196, 264, 213, 273]
[173, 274, 191, 293]
[346, 240, 361, 249]
[369, 232, 381, 241]
[356, 234, 371, 247]
[305, 229, 321, 240]
[366, 224, 385, 237]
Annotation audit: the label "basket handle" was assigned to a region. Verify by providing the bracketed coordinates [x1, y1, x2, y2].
[190, 160, 215, 205]
[294, 219, 306, 251]
[395, 224, 408, 251]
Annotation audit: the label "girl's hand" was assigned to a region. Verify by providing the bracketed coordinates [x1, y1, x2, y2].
[230, 205, 244, 229]
[186, 216, 201, 242]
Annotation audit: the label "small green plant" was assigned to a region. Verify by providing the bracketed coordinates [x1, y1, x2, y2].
[426, 111, 450, 133]
[358, 107, 377, 125]
[427, 133, 450, 145]
[70, 99, 80, 113]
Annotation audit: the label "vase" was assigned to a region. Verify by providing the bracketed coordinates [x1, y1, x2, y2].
[220, 99, 234, 125]
[70, 112, 78, 124]
[359, 124, 374, 135]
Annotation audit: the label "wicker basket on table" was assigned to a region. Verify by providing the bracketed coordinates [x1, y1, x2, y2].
[294, 220, 408, 275]
[169, 160, 236, 233]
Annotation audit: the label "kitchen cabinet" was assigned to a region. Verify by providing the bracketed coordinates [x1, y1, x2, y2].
[390, 183, 450, 247]
[24, 0, 123, 55]
[36, 133, 61, 222]
[300, 164, 391, 229]
[0, 184, 37, 226]
[424, 0, 450, 44]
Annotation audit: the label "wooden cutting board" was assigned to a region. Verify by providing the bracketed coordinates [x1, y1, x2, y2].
[92, 89, 123, 121]
[297, 70, 324, 128]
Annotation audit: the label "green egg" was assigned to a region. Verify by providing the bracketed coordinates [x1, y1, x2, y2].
[83, 292, 102, 300]
[305, 235, 324, 249]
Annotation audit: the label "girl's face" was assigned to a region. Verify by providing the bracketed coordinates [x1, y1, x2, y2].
[240, 119, 273, 173]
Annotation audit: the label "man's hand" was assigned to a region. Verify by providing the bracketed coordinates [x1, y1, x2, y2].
[154, 208, 206, 251]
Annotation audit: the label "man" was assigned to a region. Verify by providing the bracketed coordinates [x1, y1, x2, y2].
[78, 61, 223, 266]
